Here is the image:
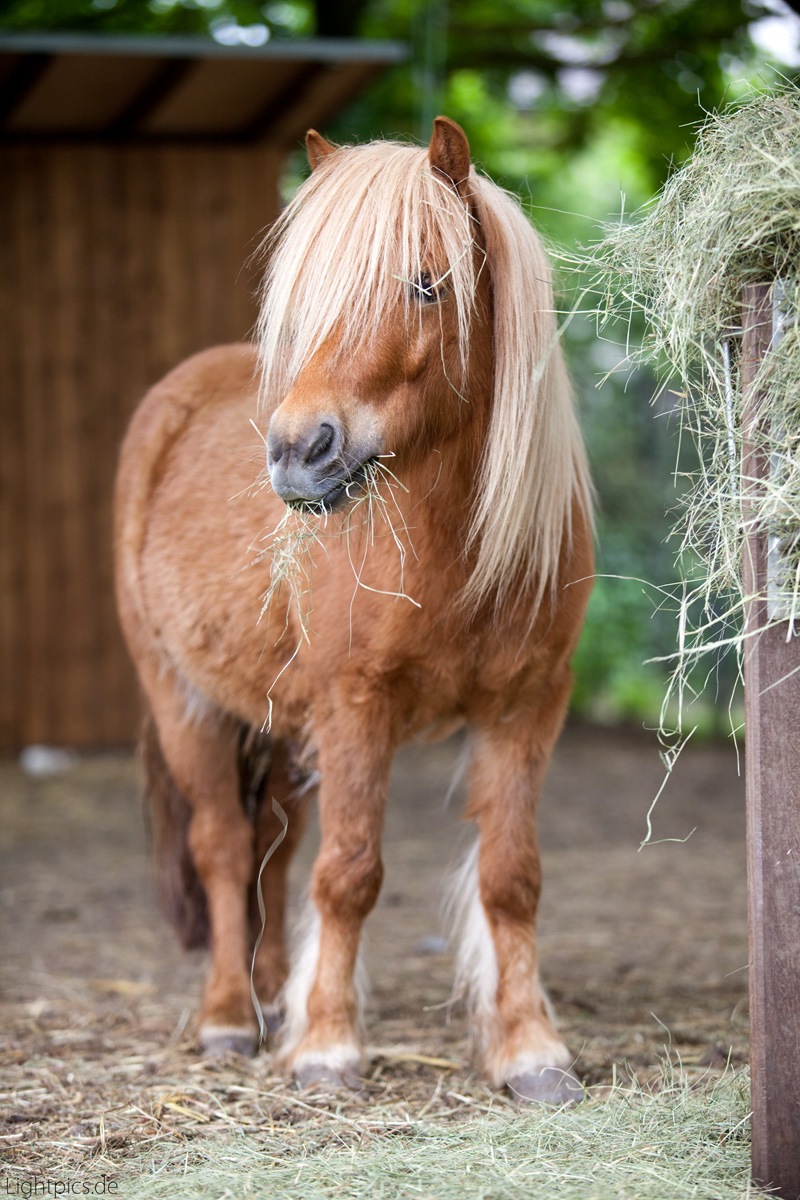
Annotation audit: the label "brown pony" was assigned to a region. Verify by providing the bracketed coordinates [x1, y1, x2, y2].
[114, 117, 594, 1105]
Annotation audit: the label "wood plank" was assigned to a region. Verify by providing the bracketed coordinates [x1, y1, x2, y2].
[0, 142, 279, 749]
[140, 59, 300, 136]
[267, 61, 385, 146]
[7, 54, 162, 132]
[85, 144, 131, 744]
[54, 145, 97, 744]
[0, 147, 27, 747]
[0, 53, 51, 125]
[742, 281, 800, 1200]
[17, 145, 52, 745]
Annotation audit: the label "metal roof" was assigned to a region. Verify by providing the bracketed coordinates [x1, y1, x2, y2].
[0, 32, 407, 143]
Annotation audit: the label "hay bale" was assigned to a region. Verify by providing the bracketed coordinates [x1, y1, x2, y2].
[586, 87, 800, 727]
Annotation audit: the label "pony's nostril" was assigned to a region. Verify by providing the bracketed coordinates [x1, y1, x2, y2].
[266, 427, 288, 468]
[305, 422, 337, 465]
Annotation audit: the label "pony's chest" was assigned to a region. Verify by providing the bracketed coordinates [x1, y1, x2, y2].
[385, 629, 541, 738]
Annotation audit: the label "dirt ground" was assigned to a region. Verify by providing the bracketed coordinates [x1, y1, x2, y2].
[0, 722, 749, 1181]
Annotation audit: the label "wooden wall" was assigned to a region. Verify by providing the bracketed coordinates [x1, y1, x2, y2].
[0, 142, 280, 749]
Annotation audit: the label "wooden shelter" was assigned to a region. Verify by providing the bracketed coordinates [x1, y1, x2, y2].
[0, 32, 404, 751]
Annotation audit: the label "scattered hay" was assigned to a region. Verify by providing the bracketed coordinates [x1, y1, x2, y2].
[579, 86, 800, 736]
[2, 1001, 754, 1200]
[116, 1066, 752, 1200]
[3, 1004, 751, 1197]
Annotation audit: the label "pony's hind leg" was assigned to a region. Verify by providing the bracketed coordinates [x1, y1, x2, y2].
[248, 737, 311, 1036]
[457, 688, 583, 1106]
[143, 668, 258, 1056]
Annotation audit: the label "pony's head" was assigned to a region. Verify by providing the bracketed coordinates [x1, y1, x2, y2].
[261, 118, 486, 513]
[258, 118, 591, 611]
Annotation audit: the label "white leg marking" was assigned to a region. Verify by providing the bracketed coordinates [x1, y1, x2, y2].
[279, 902, 321, 1057]
[279, 898, 368, 1065]
[447, 839, 567, 1084]
[447, 840, 499, 1055]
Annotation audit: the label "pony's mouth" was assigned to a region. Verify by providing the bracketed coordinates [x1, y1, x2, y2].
[288, 459, 375, 515]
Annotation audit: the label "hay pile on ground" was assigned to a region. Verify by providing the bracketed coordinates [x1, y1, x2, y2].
[583, 86, 800, 731]
[117, 1067, 754, 1200]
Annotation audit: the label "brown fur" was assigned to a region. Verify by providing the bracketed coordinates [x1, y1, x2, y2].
[114, 121, 594, 1093]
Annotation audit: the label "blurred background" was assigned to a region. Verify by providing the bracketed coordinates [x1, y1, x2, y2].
[3, 0, 800, 739]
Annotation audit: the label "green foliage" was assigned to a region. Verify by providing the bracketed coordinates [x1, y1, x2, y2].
[354, 0, 769, 192]
[0, 0, 314, 38]
[571, 575, 672, 722]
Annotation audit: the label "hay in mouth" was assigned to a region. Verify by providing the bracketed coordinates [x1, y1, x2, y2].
[288, 458, 376, 516]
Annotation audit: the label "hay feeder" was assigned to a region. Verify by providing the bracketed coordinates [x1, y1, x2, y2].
[589, 89, 800, 1198]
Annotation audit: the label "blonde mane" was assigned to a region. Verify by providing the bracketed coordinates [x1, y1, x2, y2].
[257, 139, 592, 612]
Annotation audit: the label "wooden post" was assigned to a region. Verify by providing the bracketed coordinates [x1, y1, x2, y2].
[742, 282, 800, 1200]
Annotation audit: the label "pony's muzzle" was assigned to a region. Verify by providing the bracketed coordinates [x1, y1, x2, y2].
[266, 414, 352, 509]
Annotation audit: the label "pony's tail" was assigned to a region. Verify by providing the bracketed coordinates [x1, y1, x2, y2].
[141, 709, 210, 950]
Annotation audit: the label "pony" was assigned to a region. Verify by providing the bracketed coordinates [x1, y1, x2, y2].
[114, 117, 594, 1105]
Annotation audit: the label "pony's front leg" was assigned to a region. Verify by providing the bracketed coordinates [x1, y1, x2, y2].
[281, 698, 391, 1089]
[250, 740, 310, 1035]
[460, 696, 583, 1106]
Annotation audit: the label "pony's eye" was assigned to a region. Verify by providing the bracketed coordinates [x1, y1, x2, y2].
[409, 271, 442, 304]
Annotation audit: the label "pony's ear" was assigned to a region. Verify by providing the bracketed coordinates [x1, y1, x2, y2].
[428, 116, 471, 196]
[306, 129, 337, 171]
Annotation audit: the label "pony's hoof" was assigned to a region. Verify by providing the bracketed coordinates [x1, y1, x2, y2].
[507, 1066, 584, 1107]
[199, 1025, 258, 1058]
[294, 1061, 362, 1093]
[261, 1002, 285, 1038]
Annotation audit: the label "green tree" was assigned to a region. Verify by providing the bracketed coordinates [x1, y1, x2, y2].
[354, 0, 776, 192]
